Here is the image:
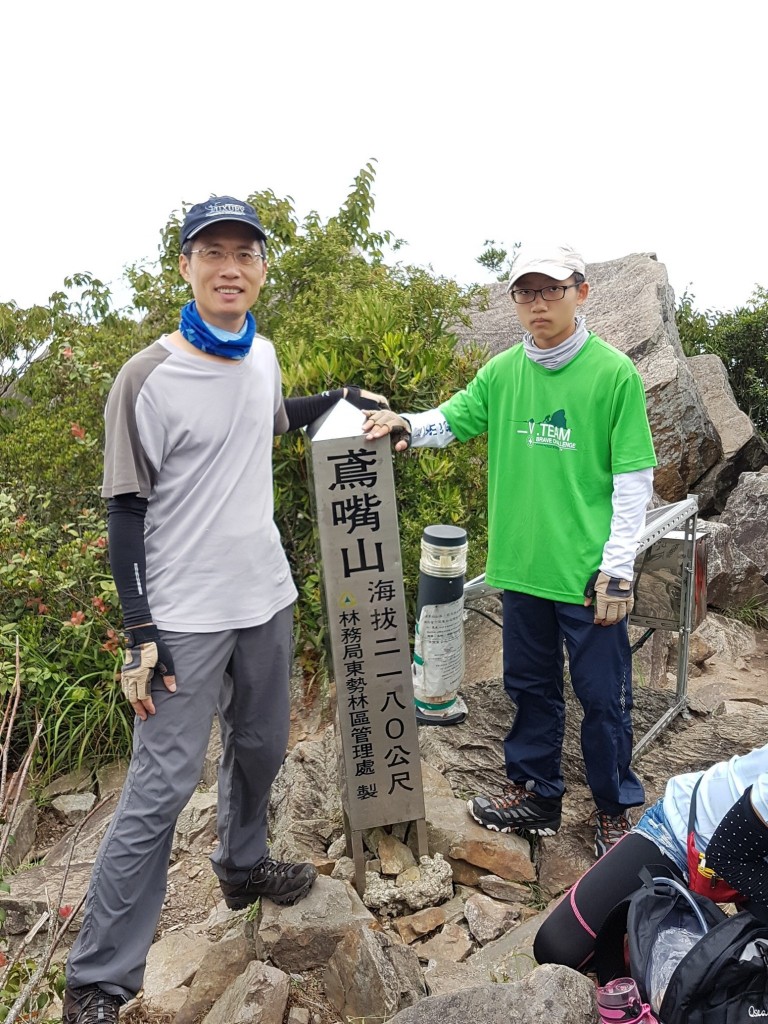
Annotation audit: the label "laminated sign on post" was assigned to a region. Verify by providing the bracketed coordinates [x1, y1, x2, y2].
[412, 525, 468, 725]
[305, 399, 427, 893]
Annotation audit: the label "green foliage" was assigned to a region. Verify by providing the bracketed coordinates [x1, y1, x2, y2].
[0, 275, 141, 513]
[723, 595, 768, 631]
[0, 493, 128, 778]
[676, 287, 768, 436]
[476, 239, 520, 282]
[0, 957, 65, 1022]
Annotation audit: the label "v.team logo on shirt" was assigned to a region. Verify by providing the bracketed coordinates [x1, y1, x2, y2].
[516, 409, 576, 451]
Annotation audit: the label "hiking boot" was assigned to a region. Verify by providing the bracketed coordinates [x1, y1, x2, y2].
[467, 781, 562, 836]
[593, 808, 632, 858]
[62, 984, 121, 1024]
[219, 856, 318, 909]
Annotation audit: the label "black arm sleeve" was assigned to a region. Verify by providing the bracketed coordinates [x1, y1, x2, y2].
[284, 391, 344, 431]
[107, 494, 152, 628]
[706, 786, 768, 915]
[284, 387, 387, 431]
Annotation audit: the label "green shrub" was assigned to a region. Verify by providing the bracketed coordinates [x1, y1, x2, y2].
[677, 287, 768, 436]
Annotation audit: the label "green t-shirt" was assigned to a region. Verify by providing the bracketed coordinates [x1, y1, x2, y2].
[439, 334, 657, 603]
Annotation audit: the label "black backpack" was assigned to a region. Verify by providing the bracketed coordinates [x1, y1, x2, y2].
[593, 867, 768, 1023]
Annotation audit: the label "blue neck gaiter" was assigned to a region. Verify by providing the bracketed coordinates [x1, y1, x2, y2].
[179, 301, 256, 359]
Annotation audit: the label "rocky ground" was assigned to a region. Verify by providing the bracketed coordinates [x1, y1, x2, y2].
[102, 606, 768, 1020]
[21, 601, 768, 1024]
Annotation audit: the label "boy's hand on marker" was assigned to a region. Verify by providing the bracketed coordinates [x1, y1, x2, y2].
[363, 410, 412, 451]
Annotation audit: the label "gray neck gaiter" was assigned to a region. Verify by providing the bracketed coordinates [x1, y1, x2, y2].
[523, 315, 589, 370]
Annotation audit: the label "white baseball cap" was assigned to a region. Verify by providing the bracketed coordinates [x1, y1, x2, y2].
[507, 244, 586, 291]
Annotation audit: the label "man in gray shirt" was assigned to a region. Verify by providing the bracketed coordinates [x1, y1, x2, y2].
[63, 196, 385, 1023]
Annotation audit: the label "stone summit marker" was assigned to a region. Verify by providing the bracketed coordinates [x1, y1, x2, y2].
[305, 398, 427, 893]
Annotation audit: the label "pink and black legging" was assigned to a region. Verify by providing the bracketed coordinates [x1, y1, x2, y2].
[533, 833, 684, 971]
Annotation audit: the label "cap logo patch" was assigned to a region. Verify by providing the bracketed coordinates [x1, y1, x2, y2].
[204, 202, 246, 218]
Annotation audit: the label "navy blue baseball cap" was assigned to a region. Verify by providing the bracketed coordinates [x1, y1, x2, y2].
[181, 196, 267, 245]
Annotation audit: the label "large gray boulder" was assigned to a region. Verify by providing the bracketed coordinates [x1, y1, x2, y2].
[386, 964, 597, 1024]
[201, 961, 289, 1024]
[585, 254, 720, 501]
[324, 925, 426, 1021]
[719, 470, 768, 579]
[257, 874, 375, 971]
[688, 355, 768, 514]
[702, 520, 768, 610]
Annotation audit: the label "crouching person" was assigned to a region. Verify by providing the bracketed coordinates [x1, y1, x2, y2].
[534, 743, 768, 972]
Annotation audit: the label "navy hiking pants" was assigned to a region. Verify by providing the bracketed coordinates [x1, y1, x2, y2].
[502, 591, 644, 814]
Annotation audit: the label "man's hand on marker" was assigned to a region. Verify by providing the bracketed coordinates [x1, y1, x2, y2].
[121, 623, 176, 720]
[583, 570, 635, 626]
[343, 385, 390, 410]
[362, 409, 412, 451]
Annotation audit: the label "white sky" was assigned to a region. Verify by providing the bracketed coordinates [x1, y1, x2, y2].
[2, 0, 766, 315]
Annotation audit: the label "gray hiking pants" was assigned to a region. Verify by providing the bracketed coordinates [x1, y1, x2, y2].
[66, 604, 294, 999]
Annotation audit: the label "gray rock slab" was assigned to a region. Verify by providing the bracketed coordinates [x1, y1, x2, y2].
[689, 354, 768, 514]
[466, 904, 556, 982]
[2, 797, 38, 868]
[704, 521, 768, 609]
[694, 612, 757, 660]
[51, 793, 97, 824]
[173, 936, 253, 1024]
[41, 767, 93, 801]
[379, 834, 417, 875]
[720, 470, 768, 577]
[95, 760, 128, 802]
[419, 760, 455, 801]
[477, 875, 530, 903]
[43, 797, 115, 868]
[417, 922, 473, 963]
[324, 924, 425, 1021]
[287, 1008, 310, 1024]
[326, 836, 347, 859]
[388, 963, 597, 1024]
[464, 893, 521, 945]
[268, 727, 344, 863]
[330, 855, 356, 883]
[0, 861, 94, 940]
[144, 987, 188, 1017]
[142, 930, 213, 998]
[423, 959, 491, 996]
[202, 960, 289, 1024]
[258, 874, 375, 972]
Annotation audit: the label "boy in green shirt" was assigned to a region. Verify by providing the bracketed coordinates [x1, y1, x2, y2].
[364, 244, 656, 856]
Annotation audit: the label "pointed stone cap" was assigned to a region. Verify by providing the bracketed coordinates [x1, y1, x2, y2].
[304, 397, 368, 443]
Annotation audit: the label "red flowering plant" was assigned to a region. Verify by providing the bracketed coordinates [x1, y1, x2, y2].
[0, 489, 129, 782]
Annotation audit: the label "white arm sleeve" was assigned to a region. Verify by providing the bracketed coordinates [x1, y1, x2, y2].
[599, 467, 654, 580]
[402, 410, 456, 449]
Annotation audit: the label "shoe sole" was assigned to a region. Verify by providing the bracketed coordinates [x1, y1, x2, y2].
[224, 877, 316, 910]
[467, 800, 560, 837]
